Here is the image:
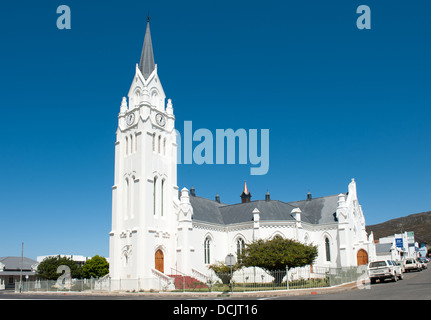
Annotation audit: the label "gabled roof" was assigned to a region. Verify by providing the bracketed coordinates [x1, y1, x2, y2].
[288, 194, 342, 224]
[375, 243, 393, 254]
[219, 200, 297, 224]
[189, 196, 226, 225]
[189, 193, 342, 226]
[0, 256, 38, 271]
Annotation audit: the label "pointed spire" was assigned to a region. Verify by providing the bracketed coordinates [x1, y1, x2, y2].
[243, 181, 249, 195]
[240, 181, 252, 203]
[139, 20, 156, 80]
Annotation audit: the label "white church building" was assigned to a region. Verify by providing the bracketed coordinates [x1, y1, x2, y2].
[109, 21, 376, 290]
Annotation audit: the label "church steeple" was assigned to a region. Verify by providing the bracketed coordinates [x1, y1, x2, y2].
[139, 19, 156, 80]
[240, 181, 252, 203]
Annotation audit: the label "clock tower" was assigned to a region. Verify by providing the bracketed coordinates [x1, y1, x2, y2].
[109, 20, 178, 290]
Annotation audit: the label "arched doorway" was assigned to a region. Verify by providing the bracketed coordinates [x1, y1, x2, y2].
[155, 249, 164, 273]
[357, 249, 368, 266]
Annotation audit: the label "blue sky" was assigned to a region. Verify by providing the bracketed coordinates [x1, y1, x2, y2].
[0, 0, 430, 259]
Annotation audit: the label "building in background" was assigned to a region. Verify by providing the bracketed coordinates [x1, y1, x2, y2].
[374, 231, 419, 262]
[0, 256, 38, 290]
[418, 243, 428, 258]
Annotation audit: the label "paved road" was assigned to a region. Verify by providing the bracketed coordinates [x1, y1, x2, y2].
[1, 267, 430, 300]
[274, 266, 431, 300]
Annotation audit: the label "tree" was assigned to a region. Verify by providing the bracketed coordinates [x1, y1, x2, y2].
[36, 256, 82, 280]
[82, 255, 109, 279]
[239, 237, 318, 286]
[208, 261, 241, 285]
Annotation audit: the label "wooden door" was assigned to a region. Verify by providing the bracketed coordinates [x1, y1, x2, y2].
[357, 249, 368, 266]
[155, 249, 164, 273]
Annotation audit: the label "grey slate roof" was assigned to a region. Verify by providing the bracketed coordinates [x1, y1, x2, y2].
[220, 200, 297, 224]
[189, 196, 226, 225]
[139, 21, 155, 80]
[189, 193, 343, 226]
[0, 257, 37, 271]
[375, 243, 393, 254]
[289, 194, 342, 224]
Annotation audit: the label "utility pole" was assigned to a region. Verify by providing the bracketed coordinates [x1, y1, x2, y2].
[19, 242, 24, 293]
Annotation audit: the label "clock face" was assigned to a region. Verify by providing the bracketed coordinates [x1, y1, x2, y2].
[155, 113, 166, 127]
[126, 113, 135, 126]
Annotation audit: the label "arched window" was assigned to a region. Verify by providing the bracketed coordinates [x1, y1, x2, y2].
[153, 176, 157, 216]
[130, 176, 135, 219]
[161, 179, 165, 216]
[158, 135, 161, 153]
[134, 90, 140, 107]
[122, 246, 131, 267]
[325, 237, 331, 262]
[151, 90, 158, 107]
[130, 134, 133, 154]
[125, 178, 130, 220]
[204, 237, 211, 264]
[163, 138, 166, 156]
[236, 238, 245, 262]
[152, 133, 156, 152]
[125, 136, 129, 155]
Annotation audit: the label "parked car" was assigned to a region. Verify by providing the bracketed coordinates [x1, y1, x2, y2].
[391, 260, 404, 280]
[417, 260, 424, 270]
[417, 259, 427, 270]
[368, 260, 403, 284]
[404, 258, 420, 272]
[393, 260, 405, 273]
[418, 258, 429, 269]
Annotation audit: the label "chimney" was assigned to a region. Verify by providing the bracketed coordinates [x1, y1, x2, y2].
[190, 186, 196, 197]
[215, 194, 220, 203]
[265, 191, 271, 201]
[291, 208, 302, 222]
[307, 191, 312, 201]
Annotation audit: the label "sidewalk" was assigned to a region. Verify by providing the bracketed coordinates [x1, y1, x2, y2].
[158, 281, 359, 298]
[4, 281, 359, 299]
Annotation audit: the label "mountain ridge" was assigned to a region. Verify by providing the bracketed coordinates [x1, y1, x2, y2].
[366, 211, 431, 244]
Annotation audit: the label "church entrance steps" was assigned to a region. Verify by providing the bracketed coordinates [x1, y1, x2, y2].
[167, 274, 208, 290]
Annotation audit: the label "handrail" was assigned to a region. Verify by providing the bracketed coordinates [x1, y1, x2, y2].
[151, 268, 173, 283]
[170, 267, 186, 277]
[192, 268, 209, 283]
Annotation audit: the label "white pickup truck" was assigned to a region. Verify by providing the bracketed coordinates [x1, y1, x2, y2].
[404, 258, 421, 272]
[368, 260, 403, 284]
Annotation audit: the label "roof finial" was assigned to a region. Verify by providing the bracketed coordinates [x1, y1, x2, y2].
[146, 12, 152, 23]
